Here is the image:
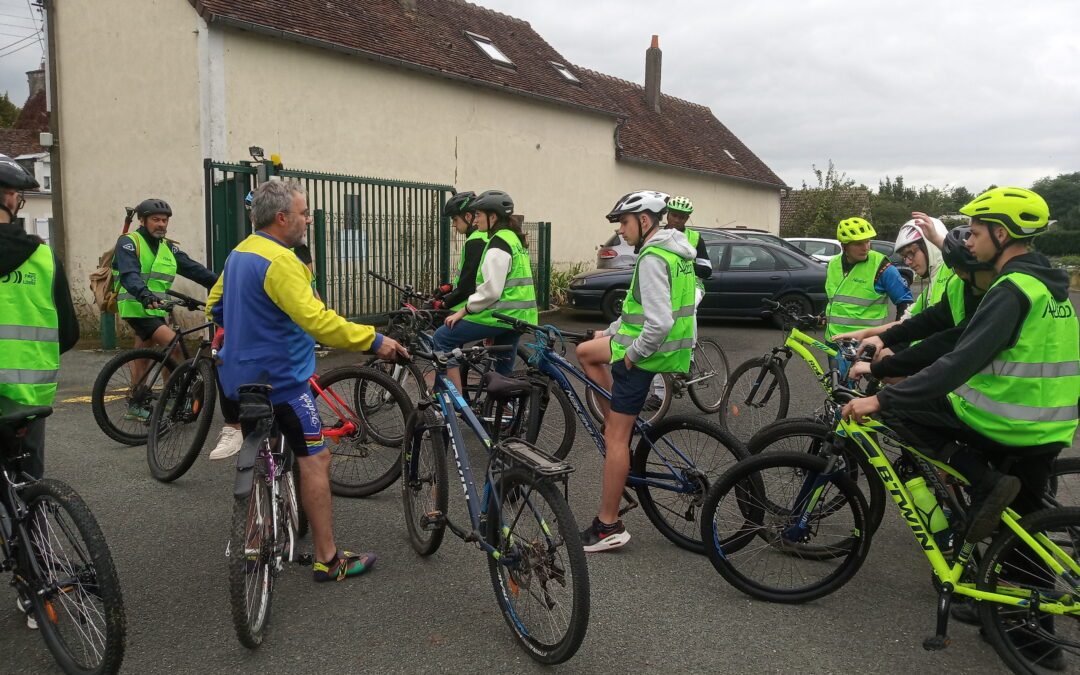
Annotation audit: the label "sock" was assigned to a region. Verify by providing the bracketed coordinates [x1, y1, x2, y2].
[596, 518, 620, 533]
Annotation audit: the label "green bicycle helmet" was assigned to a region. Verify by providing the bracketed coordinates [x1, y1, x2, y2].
[836, 217, 876, 243]
[959, 187, 1050, 239]
[668, 195, 694, 214]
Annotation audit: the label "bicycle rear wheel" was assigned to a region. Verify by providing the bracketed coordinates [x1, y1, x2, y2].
[631, 415, 749, 553]
[1045, 457, 1080, 508]
[316, 366, 414, 498]
[977, 507, 1080, 673]
[719, 357, 789, 442]
[585, 372, 673, 426]
[92, 348, 178, 446]
[364, 358, 428, 402]
[146, 358, 217, 482]
[687, 337, 730, 414]
[19, 479, 126, 674]
[401, 409, 448, 556]
[486, 468, 589, 664]
[700, 451, 870, 603]
[227, 457, 275, 649]
[281, 454, 308, 558]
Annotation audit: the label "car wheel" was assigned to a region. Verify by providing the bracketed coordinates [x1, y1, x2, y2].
[771, 293, 811, 328]
[601, 288, 627, 323]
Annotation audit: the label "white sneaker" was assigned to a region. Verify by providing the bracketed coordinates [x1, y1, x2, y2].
[17, 597, 37, 630]
[208, 426, 243, 460]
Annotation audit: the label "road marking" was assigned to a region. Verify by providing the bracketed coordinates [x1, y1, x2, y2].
[60, 395, 126, 404]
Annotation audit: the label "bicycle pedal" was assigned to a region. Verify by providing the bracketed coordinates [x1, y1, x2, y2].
[922, 635, 950, 651]
[294, 552, 313, 566]
[420, 510, 446, 530]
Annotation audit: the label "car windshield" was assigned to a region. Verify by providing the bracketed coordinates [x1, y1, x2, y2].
[800, 240, 840, 257]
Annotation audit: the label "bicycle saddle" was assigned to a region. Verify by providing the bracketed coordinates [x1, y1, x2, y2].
[481, 372, 532, 399]
[0, 395, 52, 430]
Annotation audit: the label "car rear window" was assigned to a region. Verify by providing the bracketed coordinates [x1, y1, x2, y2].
[603, 234, 622, 247]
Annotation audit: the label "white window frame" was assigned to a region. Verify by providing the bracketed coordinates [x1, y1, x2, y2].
[549, 61, 580, 84]
[465, 31, 515, 68]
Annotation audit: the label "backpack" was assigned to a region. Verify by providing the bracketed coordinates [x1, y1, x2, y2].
[89, 207, 136, 314]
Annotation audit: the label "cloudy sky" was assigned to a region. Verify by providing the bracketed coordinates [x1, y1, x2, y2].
[0, 1, 1075, 193]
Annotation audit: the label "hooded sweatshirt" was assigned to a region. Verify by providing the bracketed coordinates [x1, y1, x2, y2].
[0, 222, 79, 353]
[603, 228, 697, 364]
[877, 251, 1074, 412]
[903, 238, 949, 320]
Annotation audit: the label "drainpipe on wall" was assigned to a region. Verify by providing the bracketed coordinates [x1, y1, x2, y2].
[42, 0, 66, 263]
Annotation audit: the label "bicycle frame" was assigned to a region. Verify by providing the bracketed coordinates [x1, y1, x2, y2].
[135, 320, 215, 396]
[308, 374, 360, 442]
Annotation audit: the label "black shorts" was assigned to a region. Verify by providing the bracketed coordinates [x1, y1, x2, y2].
[610, 360, 657, 416]
[238, 391, 325, 457]
[124, 316, 167, 341]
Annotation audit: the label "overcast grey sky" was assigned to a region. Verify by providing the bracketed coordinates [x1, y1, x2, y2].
[0, 1, 1075, 192]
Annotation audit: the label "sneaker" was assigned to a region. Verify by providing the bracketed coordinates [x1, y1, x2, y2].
[208, 426, 243, 460]
[951, 597, 980, 626]
[642, 395, 662, 412]
[580, 517, 631, 553]
[122, 404, 150, 422]
[965, 472, 1022, 542]
[16, 597, 37, 630]
[312, 550, 376, 582]
[933, 529, 956, 556]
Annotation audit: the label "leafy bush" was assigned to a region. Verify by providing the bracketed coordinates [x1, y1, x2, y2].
[1034, 231, 1080, 257]
[550, 262, 588, 307]
[1052, 255, 1080, 268]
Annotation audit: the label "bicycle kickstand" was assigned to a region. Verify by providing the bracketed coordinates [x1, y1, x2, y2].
[923, 586, 953, 651]
[618, 488, 639, 517]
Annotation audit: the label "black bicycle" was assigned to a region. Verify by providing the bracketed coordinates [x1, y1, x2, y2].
[0, 396, 126, 673]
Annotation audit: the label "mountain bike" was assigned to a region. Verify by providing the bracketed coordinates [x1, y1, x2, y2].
[225, 383, 309, 649]
[0, 396, 126, 673]
[401, 342, 589, 664]
[719, 298, 862, 441]
[701, 388, 1080, 673]
[92, 290, 213, 446]
[494, 312, 749, 552]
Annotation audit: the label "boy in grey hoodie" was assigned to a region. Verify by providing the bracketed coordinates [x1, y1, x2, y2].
[576, 191, 698, 552]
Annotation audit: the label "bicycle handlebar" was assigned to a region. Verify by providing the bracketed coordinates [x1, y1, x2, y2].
[760, 297, 822, 330]
[408, 343, 514, 368]
[367, 270, 432, 302]
[490, 312, 589, 344]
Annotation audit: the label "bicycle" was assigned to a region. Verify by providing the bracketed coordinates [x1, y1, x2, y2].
[494, 312, 749, 553]
[400, 342, 589, 664]
[700, 387, 1080, 672]
[92, 289, 214, 447]
[225, 383, 309, 649]
[0, 396, 126, 673]
[719, 297, 862, 441]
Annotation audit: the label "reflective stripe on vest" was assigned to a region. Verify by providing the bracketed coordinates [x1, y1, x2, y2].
[824, 250, 890, 340]
[112, 231, 177, 318]
[0, 244, 59, 406]
[609, 245, 696, 373]
[947, 272, 1079, 447]
[465, 228, 538, 326]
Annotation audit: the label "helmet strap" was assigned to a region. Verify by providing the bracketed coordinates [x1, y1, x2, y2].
[0, 203, 15, 222]
[633, 214, 658, 254]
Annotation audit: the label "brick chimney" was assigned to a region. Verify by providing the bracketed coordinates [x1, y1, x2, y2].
[26, 68, 45, 98]
[644, 35, 661, 113]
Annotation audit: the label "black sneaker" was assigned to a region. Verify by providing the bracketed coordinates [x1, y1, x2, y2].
[965, 472, 1021, 543]
[580, 517, 631, 553]
[934, 529, 956, 556]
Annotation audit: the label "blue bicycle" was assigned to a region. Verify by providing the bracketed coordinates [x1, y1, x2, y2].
[400, 342, 589, 665]
[492, 312, 749, 553]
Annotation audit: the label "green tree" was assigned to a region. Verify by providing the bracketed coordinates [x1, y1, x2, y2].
[784, 160, 870, 238]
[0, 92, 20, 128]
[1031, 172, 1080, 230]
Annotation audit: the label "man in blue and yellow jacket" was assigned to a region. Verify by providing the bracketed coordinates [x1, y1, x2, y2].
[208, 180, 407, 583]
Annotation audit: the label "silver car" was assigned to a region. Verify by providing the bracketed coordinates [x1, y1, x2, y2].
[596, 227, 737, 268]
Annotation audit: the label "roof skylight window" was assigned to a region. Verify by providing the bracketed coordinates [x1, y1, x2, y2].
[550, 61, 580, 84]
[465, 31, 515, 68]
[724, 148, 737, 161]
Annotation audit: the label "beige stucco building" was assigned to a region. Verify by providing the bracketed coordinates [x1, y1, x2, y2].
[49, 0, 785, 318]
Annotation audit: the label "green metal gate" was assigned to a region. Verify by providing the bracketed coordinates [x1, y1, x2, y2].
[204, 159, 551, 320]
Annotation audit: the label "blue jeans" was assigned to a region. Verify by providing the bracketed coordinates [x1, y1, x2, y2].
[432, 319, 519, 375]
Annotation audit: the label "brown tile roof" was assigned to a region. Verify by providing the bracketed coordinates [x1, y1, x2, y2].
[0, 129, 43, 158]
[580, 69, 785, 188]
[189, 0, 784, 186]
[13, 90, 48, 133]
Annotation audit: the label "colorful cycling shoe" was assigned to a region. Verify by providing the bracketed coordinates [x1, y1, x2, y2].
[312, 550, 376, 582]
[123, 404, 150, 422]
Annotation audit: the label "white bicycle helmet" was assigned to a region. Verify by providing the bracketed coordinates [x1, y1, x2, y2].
[894, 217, 946, 253]
[606, 190, 669, 223]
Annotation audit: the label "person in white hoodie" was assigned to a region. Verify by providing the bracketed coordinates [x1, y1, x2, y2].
[575, 191, 697, 552]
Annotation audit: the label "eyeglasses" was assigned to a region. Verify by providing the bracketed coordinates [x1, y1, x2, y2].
[899, 249, 920, 262]
[281, 208, 311, 218]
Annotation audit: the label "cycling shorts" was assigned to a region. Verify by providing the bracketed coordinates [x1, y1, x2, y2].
[238, 391, 325, 457]
[124, 316, 167, 341]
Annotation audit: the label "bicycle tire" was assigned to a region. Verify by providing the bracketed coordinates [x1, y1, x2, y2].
[485, 467, 589, 664]
[584, 372, 673, 426]
[459, 345, 532, 408]
[748, 418, 886, 538]
[227, 457, 274, 649]
[480, 375, 577, 460]
[976, 507, 1080, 673]
[631, 414, 750, 553]
[1045, 457, 1080, 508]
[146, 358, 217, 482]
[364, 358, 428, 402]
[719, 356, 789, 442]
[282, 452, 308, 545]
[401, 409, 448, 556]
[687, 337, 730, 414]
[19, 479, 126, 674]
[700, 451, 871, 604]
[317, 366, 414, 498]
[92, 348, 178, 446]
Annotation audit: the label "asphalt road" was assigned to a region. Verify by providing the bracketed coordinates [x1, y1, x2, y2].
[4, 303, 1077, 674]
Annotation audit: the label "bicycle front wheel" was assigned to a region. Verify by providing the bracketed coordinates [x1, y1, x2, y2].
[92, 348, 177, 446]
[700, 451, 870, 604]
[486, 468, 589, 665]
[146, 358, 217, 482]
[401, 409, 448, 556]
[977, 507, 1080, 673]
[719, 357, 789, 442]
[20, 479, 126, 674]
[687, 337, 730, 414]
[227, 458, 275, 649]
[631, 415, 749, 553]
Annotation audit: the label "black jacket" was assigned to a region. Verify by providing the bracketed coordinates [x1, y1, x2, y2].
[113, 226, 218, 306]
[441, 234, 488, 309]
[0, 222, 79, 353]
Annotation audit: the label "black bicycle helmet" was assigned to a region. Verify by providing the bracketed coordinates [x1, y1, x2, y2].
[941, 225, 993, 273]
[135, 198, 172, 219]
[442, 191, 475, 218]
[0, 154, 39, 191]
[469, 190, 514, 217]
